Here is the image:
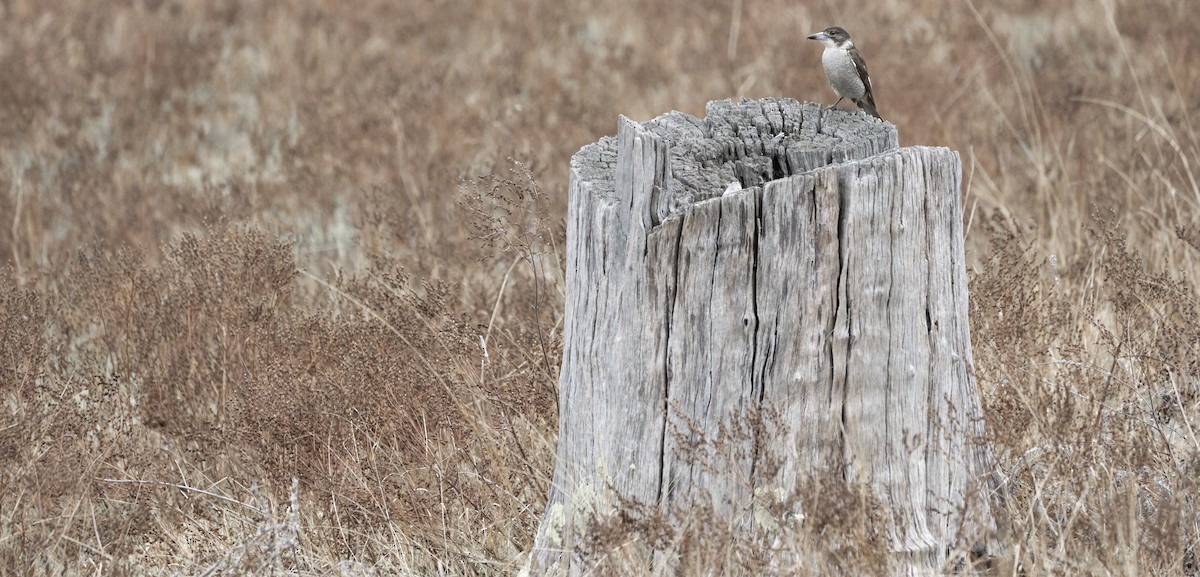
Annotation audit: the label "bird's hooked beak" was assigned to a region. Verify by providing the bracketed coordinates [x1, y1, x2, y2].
[806, 32, 829, 42]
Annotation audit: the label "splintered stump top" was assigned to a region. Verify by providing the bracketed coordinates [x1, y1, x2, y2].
[531, 99, 994, 576]
[574, 99, 898, 228]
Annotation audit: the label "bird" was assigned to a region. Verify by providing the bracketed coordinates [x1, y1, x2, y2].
[806, 26, 881, 119]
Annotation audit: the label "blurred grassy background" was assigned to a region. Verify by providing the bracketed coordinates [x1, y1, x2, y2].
[1, 0, 1197, 575]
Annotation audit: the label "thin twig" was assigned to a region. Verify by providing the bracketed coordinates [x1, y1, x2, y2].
[98, 478, 264, 513]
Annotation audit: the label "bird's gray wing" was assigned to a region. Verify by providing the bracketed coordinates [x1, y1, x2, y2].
[848, 46, 880, 118]
[848, 46, 874, 98]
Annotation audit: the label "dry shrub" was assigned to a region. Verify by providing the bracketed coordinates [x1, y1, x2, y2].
[571, 415, 891, 577]
[2, 219, 556, 575]
[971, 212, 1200, 576]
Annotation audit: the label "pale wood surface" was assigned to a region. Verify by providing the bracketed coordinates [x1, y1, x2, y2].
[530, 98, 992, 575]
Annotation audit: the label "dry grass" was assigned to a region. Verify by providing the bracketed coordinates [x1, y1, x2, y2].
[1, 0, 1198, 575]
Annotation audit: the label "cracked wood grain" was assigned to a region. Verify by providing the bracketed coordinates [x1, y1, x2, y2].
[530, 98, 994, 576]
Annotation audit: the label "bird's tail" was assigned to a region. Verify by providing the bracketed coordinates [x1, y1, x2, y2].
[856, 98, 881, 120]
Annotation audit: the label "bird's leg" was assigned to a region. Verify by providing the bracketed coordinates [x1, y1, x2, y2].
[823, 96, 845, 112]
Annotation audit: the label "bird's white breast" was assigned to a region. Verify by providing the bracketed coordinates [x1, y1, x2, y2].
[821, 47, 865, 100]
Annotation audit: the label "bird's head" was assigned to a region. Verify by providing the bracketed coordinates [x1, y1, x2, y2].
[807, 26, 853, 48]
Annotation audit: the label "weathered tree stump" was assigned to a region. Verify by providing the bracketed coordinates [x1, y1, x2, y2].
[530, 98, 995, 575]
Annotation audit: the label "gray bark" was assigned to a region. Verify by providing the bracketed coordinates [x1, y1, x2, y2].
[529, 98, 994, 576]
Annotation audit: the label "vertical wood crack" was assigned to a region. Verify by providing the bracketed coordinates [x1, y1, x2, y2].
[748, 187, 765, 493]
[657, 216, 686, 507]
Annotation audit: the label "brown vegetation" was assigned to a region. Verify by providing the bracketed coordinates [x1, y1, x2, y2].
[1, 0, 1197, 575]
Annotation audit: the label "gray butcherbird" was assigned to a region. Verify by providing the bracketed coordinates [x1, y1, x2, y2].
[807, 26, 881, 119]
